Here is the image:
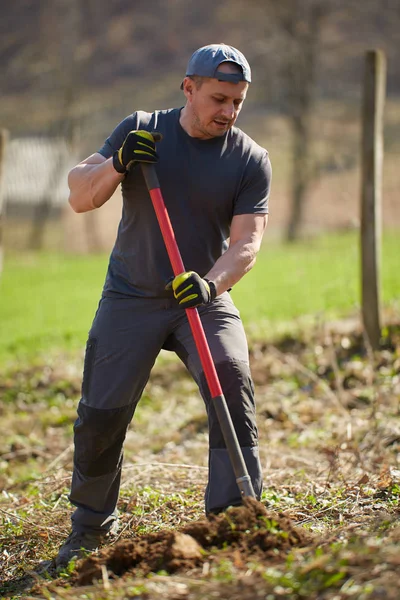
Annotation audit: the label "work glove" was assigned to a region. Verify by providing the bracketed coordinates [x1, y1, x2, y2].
[113, 130, 158, 174]
[166, 271, 217, 308]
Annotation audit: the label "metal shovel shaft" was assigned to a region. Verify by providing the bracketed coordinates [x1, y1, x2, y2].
[141, 163, 255, 499]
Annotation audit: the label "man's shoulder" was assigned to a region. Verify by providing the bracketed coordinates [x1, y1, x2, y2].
[114, 108, 179, 130]
[134, 108, 180, 127]
[228, 126, 268, 161]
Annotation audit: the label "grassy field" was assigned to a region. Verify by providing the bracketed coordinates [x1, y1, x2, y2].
[0, 229, 399, 599]
[0, 230, 399, 364]
[0, 305, 399, 599]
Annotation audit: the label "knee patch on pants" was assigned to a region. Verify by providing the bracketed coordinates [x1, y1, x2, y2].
[199, 359, 258, 449]
[74, 402, 134, 478]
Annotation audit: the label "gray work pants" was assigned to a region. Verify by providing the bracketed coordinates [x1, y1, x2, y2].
[69, 293, 262, 532]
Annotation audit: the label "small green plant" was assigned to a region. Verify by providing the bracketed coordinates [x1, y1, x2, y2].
[212, 558, 235, 582]
[254, 516, 290, 541]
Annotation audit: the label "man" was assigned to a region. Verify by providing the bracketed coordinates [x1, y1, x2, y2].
[56, 43, 271, 567]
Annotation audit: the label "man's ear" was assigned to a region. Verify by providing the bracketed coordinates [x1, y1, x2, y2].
[183, 77, 194, 100]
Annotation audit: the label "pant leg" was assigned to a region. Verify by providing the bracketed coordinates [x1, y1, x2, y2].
[167, 293, 263, 513]
[70, 297, 170, 532]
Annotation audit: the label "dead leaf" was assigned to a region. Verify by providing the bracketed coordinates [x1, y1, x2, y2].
[378, 465, 393, 490]
[357, 474, 370, 485]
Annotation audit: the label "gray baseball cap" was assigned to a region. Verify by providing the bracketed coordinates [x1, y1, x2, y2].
[180, 43, 251, 90]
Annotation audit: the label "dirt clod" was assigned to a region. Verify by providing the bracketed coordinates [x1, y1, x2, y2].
[75, 498, 312, 586]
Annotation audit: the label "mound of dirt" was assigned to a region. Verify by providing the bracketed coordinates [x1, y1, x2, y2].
[75, 497, 313, 586]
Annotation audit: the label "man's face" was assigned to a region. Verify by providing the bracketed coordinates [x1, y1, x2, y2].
[183, 66, 248, 139]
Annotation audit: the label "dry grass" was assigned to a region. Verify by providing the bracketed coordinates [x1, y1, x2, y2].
[0, 318, 399, 599]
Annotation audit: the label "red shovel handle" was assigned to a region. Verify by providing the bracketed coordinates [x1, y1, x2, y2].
[144, 184, 222, 398]
[141, 162, 255, 500]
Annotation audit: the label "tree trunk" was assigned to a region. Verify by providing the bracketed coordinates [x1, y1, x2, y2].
[0, 130, 9, 276]
[286, 115, 310, 241]
[283, 1, 325, 241]
[28, 196, 53, 250]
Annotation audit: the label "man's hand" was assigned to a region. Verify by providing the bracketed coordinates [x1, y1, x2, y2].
[113, 130, 158, 174]
[166, 271, 217, 308]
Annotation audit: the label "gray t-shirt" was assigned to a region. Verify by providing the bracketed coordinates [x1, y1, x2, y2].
[98, 108, 271, 298]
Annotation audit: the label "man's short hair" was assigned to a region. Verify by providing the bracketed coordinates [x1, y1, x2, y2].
[188, 75, 208, 90]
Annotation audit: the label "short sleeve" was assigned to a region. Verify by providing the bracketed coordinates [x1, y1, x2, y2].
[97, 114, 140, 159]
[234, 151, 272, 216]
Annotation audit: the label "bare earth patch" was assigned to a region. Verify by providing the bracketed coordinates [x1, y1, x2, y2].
[75, 497, 313, 586]
[0, 317, 399, 599]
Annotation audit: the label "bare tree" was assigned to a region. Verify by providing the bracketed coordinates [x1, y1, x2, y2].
[27, 0, 104, 252]
[234, 0, 331, 240]
[0, 130, 8, 276]
[270, 0, 328, 241]
[28, 0, 82, 250]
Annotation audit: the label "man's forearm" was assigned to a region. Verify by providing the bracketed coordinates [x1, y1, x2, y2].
[68, 158, 124, 213]
[205, 238, 259, 295]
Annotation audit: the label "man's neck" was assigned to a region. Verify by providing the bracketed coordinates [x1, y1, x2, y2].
[179, 106, 213, 140]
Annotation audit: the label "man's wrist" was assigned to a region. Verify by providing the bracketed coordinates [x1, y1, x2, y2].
[204, 279, 217, 302]
[112, 151, 127, 174]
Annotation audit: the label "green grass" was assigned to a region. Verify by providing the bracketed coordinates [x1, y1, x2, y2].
[232, 229, 399, 328]
[0, 252, 107, 361]
[0, 230, 399, 363]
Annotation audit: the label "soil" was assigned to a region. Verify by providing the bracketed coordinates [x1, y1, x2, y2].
[75, 497, 313, 586]
[1, 320, 399, 599]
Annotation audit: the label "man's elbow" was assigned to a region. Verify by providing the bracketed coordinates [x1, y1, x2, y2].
[246, 254, 257, 274]
[68, 193, 94, 213]
[67, 169, 93, 213]
[69, 196, 83, 213]
[68, 189, 83, 213]
[242, 246, 258, 275]
[67, 170, 78, 212]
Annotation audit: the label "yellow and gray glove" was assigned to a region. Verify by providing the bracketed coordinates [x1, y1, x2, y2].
[113, 130, 158, 174]
[166, 271, 217, 308]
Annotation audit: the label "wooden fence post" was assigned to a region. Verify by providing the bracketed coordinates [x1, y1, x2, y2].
[360, 50, 386, 350]
[0, 129, 9, 276]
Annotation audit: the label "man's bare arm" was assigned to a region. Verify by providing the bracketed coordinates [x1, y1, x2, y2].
[68, 153, 124, 213]
[205, 213, 268, 295]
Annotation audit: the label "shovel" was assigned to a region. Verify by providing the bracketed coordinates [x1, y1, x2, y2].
[141, 145, 255, 501]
